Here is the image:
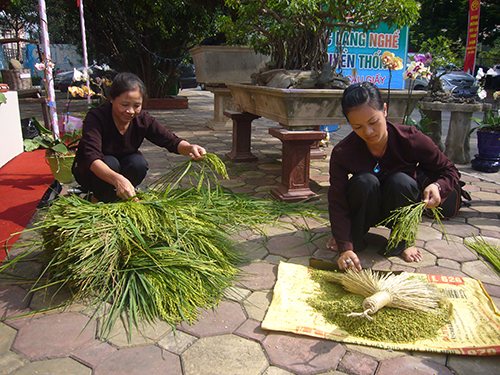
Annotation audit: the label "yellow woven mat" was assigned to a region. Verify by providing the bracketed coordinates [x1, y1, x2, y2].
[261, 262, 500, 355]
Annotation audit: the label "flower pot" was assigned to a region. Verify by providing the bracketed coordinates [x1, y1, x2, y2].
[471, 130, 500, 173]
[477, 130, 500, 159]
[45, 152, 75, 184]
[189, 45, 270, 85]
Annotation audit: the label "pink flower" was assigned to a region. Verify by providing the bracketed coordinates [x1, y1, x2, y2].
[35, 62, 45, 71]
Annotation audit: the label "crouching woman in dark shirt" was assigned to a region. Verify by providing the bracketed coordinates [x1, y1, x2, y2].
[72, 72, 206, 202]
[328, 82, 462, 271]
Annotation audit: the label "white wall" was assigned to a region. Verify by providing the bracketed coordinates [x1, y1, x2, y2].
[0, 91, 23, 168]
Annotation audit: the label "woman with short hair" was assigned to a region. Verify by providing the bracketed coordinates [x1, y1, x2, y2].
[73, 72, 205, 202]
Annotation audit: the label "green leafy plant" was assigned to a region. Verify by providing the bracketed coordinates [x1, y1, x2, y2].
[470, 110, 500, 134]
[23, 118, 81, 155]
[0, 92, 6, 105]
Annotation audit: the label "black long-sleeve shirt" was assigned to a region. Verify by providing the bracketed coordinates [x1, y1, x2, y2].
[328, 122, 460, 252]
[74, 102, 183, 181]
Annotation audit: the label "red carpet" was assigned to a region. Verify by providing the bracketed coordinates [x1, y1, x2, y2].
[0, 150, 53, 261]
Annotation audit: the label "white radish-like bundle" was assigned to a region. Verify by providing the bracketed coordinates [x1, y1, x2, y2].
[326, 269, 444, 320]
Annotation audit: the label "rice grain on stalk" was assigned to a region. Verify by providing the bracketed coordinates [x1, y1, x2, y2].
[1, 153, 322, 339]
[324, 269, 444, 320]
[465, 236, 500, 272]
[378, 201, 445, 254]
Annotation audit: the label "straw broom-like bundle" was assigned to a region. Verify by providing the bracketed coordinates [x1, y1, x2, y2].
[325, 269, 443, 320]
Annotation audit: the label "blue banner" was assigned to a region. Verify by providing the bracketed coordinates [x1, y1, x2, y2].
[327, 23, 409, 89]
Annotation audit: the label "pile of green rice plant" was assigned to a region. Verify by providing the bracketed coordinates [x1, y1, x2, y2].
[378, 201, 444, 254]
[465, 236, 500, 272]
[1, 154, 320, 338]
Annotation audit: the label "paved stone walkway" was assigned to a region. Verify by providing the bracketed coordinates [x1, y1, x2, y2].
[1, 89, 499, 374]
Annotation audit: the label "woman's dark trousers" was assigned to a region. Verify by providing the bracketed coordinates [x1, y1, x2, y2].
[88, 153, 148, 203]
[347, 172, 420, 255]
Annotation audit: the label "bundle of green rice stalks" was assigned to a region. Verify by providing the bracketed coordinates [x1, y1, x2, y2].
[465, 236, 500, 273]
[2, 154, 320, 338]
[308, 269, 452, 343]
[378, 201, 445, 254]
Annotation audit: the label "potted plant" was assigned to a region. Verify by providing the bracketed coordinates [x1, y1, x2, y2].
[470, 107, 500, 173]
[23, 118, 81, 184]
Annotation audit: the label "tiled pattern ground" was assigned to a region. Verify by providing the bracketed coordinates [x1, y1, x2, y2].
[1, 90, 498, 374]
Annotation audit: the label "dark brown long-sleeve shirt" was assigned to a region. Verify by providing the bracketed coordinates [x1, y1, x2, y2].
[328, 122, 460, 252]
[74, 102, 183, 181]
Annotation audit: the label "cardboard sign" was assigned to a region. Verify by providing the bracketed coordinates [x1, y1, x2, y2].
[327, 23, 409, 89]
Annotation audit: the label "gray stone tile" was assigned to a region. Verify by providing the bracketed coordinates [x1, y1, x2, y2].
[435, 221, 480, 237]
[235, 318, 267, 342]
[182, 334, 268, 375]
[344, 344, 406, 360]
[243, 290, 272, 321]
[0, 323, 16, 353]
[12, 312, 96, 360]
[157, 330, 197, 354]
[0, 351, 26, 375]
[376, 355, 453, 375]
[223, 286, 252, 302]
[93, 345, 181, 375]
[461, 260, 500, 285]
[338, 351, 378, 375]
[447, 355, 500, 375]
[410, 352, 447, 365]
[0, 286, 31, 318]
[12, 358, 91, 375]
[263, 366, 294, 375]
[71, 340, 117, 369]
[237, 238, 269, 262]
[265, 254, 288, 264]
[238, 262, 277, 290]
[263, 332, 346, 374]
[425, 240, 478, 262]
[468, 217, 500, 232]
[179, 300, 246, 337]
[437, 258, 461, 270]
[416, 225, 443, 241]
[266, 234, 316, 258]
[483, 282, 500, 298]
[101, 317, 172, 347]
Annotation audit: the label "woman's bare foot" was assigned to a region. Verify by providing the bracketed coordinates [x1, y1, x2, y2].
[401, 246, 423, 263]
[326, 237, 339, 252]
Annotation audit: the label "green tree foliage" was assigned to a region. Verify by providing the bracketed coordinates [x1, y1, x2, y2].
[76, 0, 223, 97]
[221, 0, 420, 70]
[410, 0, 499, 52]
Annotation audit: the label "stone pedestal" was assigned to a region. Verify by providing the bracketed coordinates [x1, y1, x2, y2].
[269, 128, 326, 202]
[419, 101, 486, 164]
[224, 110, 260, 162]
[206, 86, 234, 130]
[420, 108, 444, 151]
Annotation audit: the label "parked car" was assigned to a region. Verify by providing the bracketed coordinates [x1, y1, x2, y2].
[54, 64, 116, 92]
[404, 69, 479, 98]
[178, 63, 198, 89]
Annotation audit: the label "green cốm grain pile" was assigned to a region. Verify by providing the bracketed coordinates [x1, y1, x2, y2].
[307, 269, 453, 343]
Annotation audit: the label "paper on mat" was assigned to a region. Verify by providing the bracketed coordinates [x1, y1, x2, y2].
[262, 262, 500, 355]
